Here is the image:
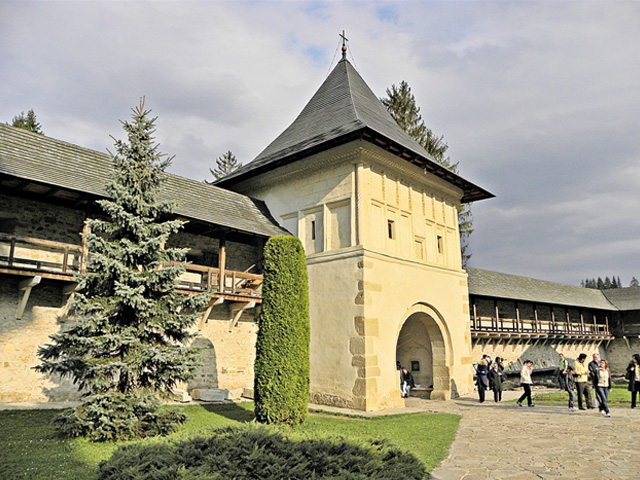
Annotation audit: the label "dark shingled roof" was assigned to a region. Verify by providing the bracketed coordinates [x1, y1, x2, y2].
[216, 59, 493, 203]
[467, 268, 617, 310]
[603, 287, 640, 311]
[0, 124, 286, 238]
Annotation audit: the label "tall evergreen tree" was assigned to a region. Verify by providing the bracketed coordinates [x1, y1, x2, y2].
[254, 236, 310, 426]
[36, 99, 208, 441]
[10, 109, 43, 135]
[630, 277, 639, 288]
[381, 81, 474, 267]
[205, 150, 241, 182]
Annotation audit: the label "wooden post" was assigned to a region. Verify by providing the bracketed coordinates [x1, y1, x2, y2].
[8, 237, 16, 266]
[218, 235, 226, 293]
[472, 300, 477, 330]
[580, 310, 585, 334]
[605, 315, 610, 335]
[593, 313, 597, 333]
[494, 300, 499, 331]
[516, 301, 521, 332]
[551, 306, 555, 332]
[81, 219, 91, 272]
[566, 309, 570, 333]
[534, 304, 539, 332]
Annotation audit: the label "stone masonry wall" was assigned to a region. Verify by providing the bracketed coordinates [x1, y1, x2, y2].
[0, 194, 86, 244]
[189, 304, 258, 399]
[0, 276, 80, 402]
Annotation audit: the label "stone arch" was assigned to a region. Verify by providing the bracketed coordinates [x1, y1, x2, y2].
[395, 303, 453, 400]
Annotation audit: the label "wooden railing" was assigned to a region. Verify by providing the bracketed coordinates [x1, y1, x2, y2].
[471, 315, 610, 336]
[0, 234, 83, 274]
[0, 234, 262, 298]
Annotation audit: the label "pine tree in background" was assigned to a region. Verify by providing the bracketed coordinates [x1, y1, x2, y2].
[630, 277, 639, 288]
[205, 150, 241, 183]
[254, 236, 310, 426]
[10, 109, 43, 135]
[381, 81, 474, 267]
[36, 99, 208, 441]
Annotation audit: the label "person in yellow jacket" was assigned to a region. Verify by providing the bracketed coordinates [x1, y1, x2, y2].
[573, 353, 594, 410]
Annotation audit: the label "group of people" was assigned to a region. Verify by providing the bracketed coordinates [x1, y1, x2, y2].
[557, 352, 612, 415]
[474, 354, 505, 403]
[474, 352, 640, 416]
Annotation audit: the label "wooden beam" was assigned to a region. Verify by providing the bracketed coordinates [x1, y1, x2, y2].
[16, 276, 41, 319]
[228, 301, 256, 330]
[218, 235, 227, 293]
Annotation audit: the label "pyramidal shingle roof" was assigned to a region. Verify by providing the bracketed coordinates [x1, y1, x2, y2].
[0, 124, 286, 237]
[216, 59, 493, 203]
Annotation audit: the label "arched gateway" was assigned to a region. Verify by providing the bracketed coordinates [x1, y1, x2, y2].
[396, 304, 452, 400]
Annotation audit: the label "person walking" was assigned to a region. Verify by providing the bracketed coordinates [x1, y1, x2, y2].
[626, 354, 640, 408]
[517, 360, 535, 407]
[487, 361, 503, 402]
[596, 359, 611, 417]
[573, 353, 593, 410]
[565, 366, 577, 411]
[588, 352, 601, 409]
[558, 353, 568, 390]
[475, 359, 489, 403]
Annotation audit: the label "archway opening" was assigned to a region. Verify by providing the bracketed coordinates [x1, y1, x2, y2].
[396, 311, 449, 399]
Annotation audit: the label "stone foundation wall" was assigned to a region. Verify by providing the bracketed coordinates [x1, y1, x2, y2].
[603, 337, 640, 376]
[0, 276, 79, 402]
[472, 341, 604, 375]
[189, 304, 258, 399]
[0, 194, 86, 244]
[0, 273, 259, 403]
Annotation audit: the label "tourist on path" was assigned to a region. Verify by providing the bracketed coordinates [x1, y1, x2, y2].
[487, 362, 503, 402]
[596, 359, 611, 417]
[558, 353, 568, 390]
[400, 367, 415, 398]
[626, 354, 640, 408]
[588, 352, 602, 409]
[475, 359, 489, 403]
[517, 360, 535, 407]
[574, 353, 594, 410]
[565, 366, 577, 410]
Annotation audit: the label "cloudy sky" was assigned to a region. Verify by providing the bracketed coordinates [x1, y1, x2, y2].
[2, 1, 639, 286]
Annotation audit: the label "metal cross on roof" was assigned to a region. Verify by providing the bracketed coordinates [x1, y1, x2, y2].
[340, 30, 348, 60]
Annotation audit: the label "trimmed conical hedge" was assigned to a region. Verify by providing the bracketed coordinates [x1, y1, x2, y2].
[254, 235, 310, 425]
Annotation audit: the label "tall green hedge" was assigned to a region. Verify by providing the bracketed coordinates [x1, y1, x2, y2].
[254, 235, 310, 425]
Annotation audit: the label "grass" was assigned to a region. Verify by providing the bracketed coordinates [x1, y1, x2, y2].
[0, 402, 459, 480]
[530, 384, 633, 406]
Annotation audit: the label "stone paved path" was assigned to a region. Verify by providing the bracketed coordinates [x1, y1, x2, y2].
[424, 392, 640, 480]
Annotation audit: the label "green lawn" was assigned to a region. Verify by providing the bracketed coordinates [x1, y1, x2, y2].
[531, 384, 633, 406]
[0, 403, 459, 480]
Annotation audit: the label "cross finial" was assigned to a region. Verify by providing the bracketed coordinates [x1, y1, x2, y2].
[340, 30, 348, 61]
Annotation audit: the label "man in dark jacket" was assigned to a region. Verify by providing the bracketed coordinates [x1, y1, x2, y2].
[588, 352, 601, 409]
[400, 367, 415, 398]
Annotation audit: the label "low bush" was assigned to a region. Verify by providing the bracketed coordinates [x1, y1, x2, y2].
[54, 393, 186, 442]
[97, 423, 427, 480]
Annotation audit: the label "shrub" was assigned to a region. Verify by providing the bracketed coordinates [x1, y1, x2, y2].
[254, 236, 310, 425]
[97, 424, 427, 480]
[53, 393, 186, 442]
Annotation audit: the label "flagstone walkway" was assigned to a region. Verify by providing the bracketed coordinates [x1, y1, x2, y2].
[423, 393, 640, 480]
[313, 389, 640, 480]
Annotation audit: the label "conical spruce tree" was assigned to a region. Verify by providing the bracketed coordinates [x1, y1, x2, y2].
[36, 99, 208, 441]
[254, 236, 310, 425]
